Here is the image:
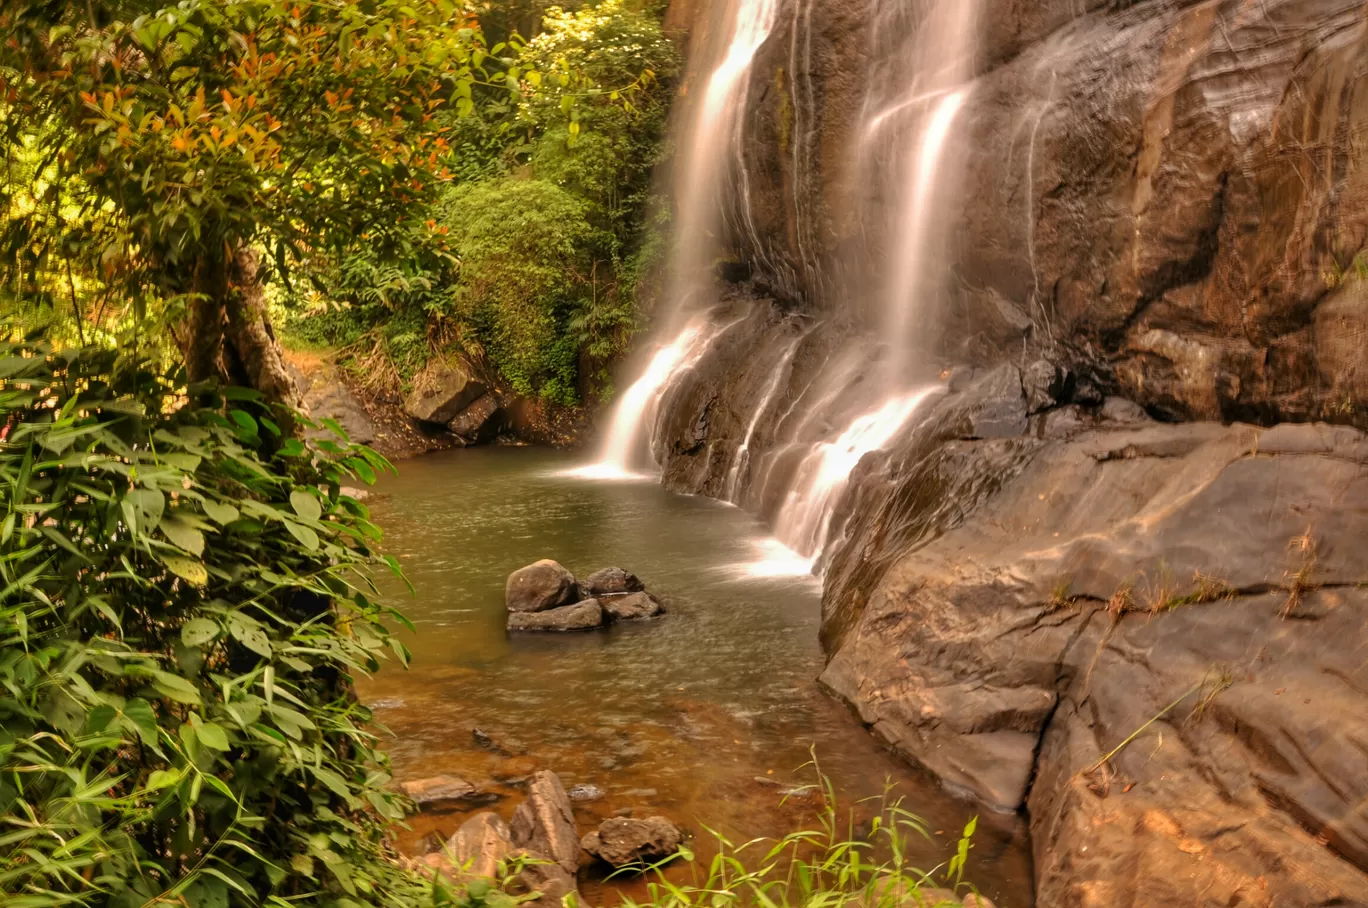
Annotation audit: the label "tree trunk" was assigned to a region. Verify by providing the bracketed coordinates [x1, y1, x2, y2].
[177, 245, 300, 429]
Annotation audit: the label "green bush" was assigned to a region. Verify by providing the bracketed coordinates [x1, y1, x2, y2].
[440, 179, 598, 404]
[280, 0, 679, 406]
[0, 333, 432, 907]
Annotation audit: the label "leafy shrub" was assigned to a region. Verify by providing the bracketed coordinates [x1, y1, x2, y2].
[440, 179, 599, 404]
[0, 332, 430, 907]
[280, 0, 679, 406]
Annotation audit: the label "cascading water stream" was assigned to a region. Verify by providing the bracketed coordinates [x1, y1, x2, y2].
[577, 0, 782, 477]
[723, 334, 806, 502]
[577, 0, 981, 582]
[765, 0, 979, 570]
[568, 317, 731, 479]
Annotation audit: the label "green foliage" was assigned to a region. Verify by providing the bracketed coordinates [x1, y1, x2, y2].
[0, 330, 439, 906]
[282, 0, 679, 405]
[441, 179, 595, 403]
[0, 0, 539, 378]
[621, 772, 986, 908]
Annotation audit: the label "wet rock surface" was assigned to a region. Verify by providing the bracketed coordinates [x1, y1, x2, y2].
[582, 567, 645, 596]
[600, 591, 664, 621]
[509, 771, 582, 875]
[449, 393, 504, 446]
[580, 816, 685, 868]
[505, 560, 579, 613]
[450, 812, 515, 879]
[696, 0, 1368, 427]
[507, 599, 606, 632]
[505, 562, 664, 631]
[399, 775, 478, 805]
[819, 418, 1368, 906]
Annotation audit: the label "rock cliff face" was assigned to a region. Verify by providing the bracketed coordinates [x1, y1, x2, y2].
[820, 401, 1368, 906]
[651, 0, 1368, 903]
[690, 0, 1368, 426]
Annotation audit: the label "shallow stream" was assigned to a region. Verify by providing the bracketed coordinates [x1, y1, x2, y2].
[356, 447, 1032, 904]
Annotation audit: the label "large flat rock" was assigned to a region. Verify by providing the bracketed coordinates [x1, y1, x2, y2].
[820, 419, 1368, 906]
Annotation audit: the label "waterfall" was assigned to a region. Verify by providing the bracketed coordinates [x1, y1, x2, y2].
[767, 0, 978, 567]
[723, 333, 806, 503]
[569, 317, 731, 479]
[578, 0, 981, 579]
[578, 0, 782, 476]
[772, 387, 940, 565]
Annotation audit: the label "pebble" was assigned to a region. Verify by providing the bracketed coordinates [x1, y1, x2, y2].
[567, 784, 606, 802]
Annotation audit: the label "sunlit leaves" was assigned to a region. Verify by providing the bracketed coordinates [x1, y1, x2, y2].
[0, 333, 418, 904]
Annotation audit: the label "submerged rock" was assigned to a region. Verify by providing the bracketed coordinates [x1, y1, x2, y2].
[566, 783, 605, 802]
[507, 599, 605, 632]
[398, 775, 477, 805]
[582, 567, 645, 596]
[580, 816, 684, 868]
[601, 591, 664, 621]
[506, 560, 579, 613]
[509, 771, 581, 874]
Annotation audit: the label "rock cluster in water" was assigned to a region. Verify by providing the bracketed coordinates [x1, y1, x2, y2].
[505, 560, 664, 632]
[414, 770, 687, 905]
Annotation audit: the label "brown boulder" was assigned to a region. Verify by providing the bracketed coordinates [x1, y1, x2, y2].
[405, 359, 488, 425]
[820, 420, 1368, 906]
[507, 599, 605, 632]
[505, 560, 579, 613]
[450, 393, 504, 445]
[601, 592, 664, 621]
[449, 812, 515, 879]
[509, 771, 580, 874]
[582, 567, 645, 596]
[580, 816, 683, 868]
[398, 774, 476, 806]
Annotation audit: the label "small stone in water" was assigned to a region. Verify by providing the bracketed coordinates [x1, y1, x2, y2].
[567, 784, 606, 802]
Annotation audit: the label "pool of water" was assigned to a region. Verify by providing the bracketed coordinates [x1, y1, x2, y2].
[356, 447, 1032, 904]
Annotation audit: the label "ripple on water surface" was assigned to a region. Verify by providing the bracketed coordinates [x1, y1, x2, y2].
[356, 447, 1032, 905]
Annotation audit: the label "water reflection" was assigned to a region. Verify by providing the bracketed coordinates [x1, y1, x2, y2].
[357, 447, 1031, 905]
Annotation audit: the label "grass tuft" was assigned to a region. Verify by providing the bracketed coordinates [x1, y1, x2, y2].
[617, 766, 988, 908]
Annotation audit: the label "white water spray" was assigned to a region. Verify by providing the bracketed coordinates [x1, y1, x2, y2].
[575, 0, 782, 477]
[770, 387, 939, 565]
[569, 319, 724, 479]
[724, 335, 804, 502]
[764, 0, 979, 570]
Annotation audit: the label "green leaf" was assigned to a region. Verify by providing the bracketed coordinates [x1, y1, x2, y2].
[161, 554, 208, 586]
[128, 487, 166, 528]
[122, 698, 160, 747]
[202, 499, 240, 525]
[290, 489, 322, 521]
[310, 765, 355, 803]
[319, 417, 350, 443]
[181, 617, 219, 647]
[197, 721, 230, 751]
[146, 769, 180, 791]
[159, 513, 206, 555]
[151, 670, 201, 705]
[227, 611, 272, 659]
[285, 520, 320, 551]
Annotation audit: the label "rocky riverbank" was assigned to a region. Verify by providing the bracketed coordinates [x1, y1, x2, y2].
[284, 349, 590, 461]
